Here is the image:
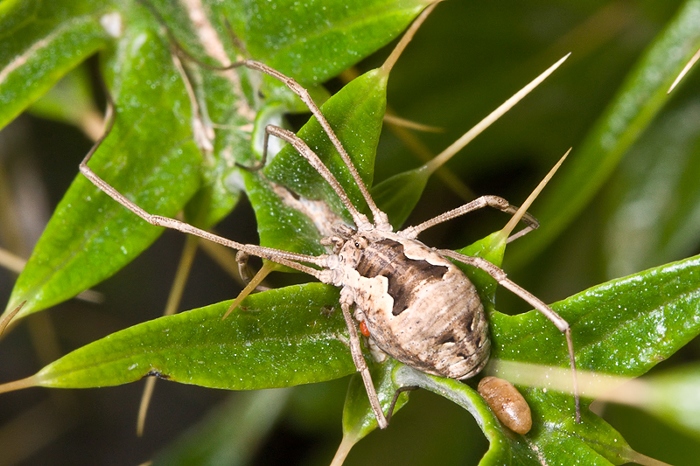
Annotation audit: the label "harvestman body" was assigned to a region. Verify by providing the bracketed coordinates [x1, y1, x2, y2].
[80, 60, 579, 430]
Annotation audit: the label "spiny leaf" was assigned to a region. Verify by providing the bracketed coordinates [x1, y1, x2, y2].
[248, 68, 388, 255]
[493, 254, 700, 377]
[6, 24, 202, 318]
[1, 284, 353, 392]
[2, 0, 430, 321]
[223, 0, 432, 84]
[0, 0, 113, 130]
[472, 254, 700, 463]
[338, 359, 409, 451]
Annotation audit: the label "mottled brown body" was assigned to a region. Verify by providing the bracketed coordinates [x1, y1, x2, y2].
[332, 230, 491, 380]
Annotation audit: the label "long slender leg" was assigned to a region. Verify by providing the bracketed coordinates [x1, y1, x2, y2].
[237, 123, 375, 231]
[164, 4, 437, 231]
[438, 249, 581, 423]
[79, 143, 327, 278]
[401, 195, 538, 242]
[386, 386, 418, 424]
[235, 251, 270, 291]
[339, 297, 388, 429]
[262, 125, 371, 228]
[221, 59, 392, 229]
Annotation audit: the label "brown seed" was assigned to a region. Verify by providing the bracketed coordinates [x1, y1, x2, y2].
[478, 376, 532, 435]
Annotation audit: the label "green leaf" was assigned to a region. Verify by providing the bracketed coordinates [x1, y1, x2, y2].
[336, 224, 511, 452]
[5, 23, 202, 318]
[267, 69, 387, 213]
[393, 367, 627, 465]
[3, 0, 427, 320]
[27, 64, 99, 133]
[8, 239, 695, 464]
[373, 252, 700, 464]
[151, 390, 290, 466]
[11, 283, 353, 390]
[243, 172, 328, 260]
[142, 0, 429, 107]
[494, 254, 700, 377]
[477, 255, 700, 461]
[452, 231, 508, 309]
[248, 68, 388, 255]
[372, 165, 431, 229]
[604, 98, 700, 278]
[6, 2, 699, 463]
[223, 0, 431, 85]
[509, 0, 700, 267]
[0, 0, 112, 130]
[341, 359, 409, 445]
[349, 226, 699, 463]
[390, 366, 606, 466]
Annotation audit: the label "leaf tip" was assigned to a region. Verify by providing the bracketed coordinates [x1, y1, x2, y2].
[0, 300, 27, 337]
[500, 147, 570, 240]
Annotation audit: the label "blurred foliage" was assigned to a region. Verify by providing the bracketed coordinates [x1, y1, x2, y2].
[1, 0, 700, 465]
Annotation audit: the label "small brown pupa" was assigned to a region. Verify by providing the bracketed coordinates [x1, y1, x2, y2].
[478, 376, 532, 435]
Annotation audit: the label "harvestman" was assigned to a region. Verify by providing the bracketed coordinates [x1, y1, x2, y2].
[79, 63, 580, 431]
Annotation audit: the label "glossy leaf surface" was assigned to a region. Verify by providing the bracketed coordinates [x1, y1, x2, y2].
[23, 284, 352, 390]
[2, 0, 427, 320]
[0, 0, 112, 129]
[6, 24, 201, 317]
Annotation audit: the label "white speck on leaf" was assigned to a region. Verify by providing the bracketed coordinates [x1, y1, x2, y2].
[100, 12, 122, 38]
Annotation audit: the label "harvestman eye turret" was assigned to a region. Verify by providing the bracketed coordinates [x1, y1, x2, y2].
[79, 12, 580, 431]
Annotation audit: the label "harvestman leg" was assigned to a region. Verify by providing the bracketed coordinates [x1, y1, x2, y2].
[402, 195, 539, 243]
[235, 251, 270, 291]
[438, 249, 581, 423]
[339, 291, 389, 429]
[78, 130, 329, 278]
[210, 68, 547, 426]
[185, 58, 556, 429]
[81, 50, 560, 429]
[260, 126, 393, 428]
[262, 125, 371, 227]
[169, 27, 559, 427]
[240, 58, 541, 242]
[246, 75, 550, 427]
[79, 99, 390, 431]
[81, 137, 390, 429]
[220, 59, 392, 229]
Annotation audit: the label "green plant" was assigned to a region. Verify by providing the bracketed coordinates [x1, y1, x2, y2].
[2, 0, 700, 465]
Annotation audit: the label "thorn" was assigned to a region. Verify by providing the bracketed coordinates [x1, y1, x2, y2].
[668, 47, 700, 94]
[0, 301, 26, 337]
[426, 53, 571, 173]
[500, 148, 571, 239]
[381, 2, 440, 74]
